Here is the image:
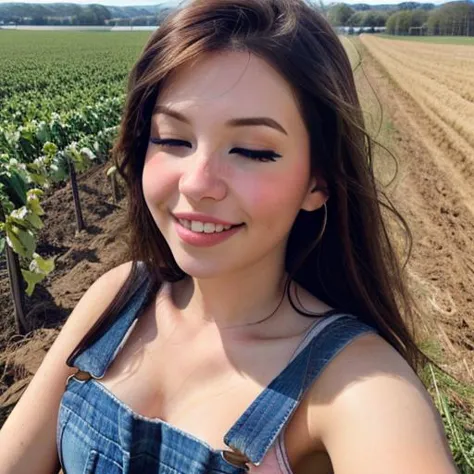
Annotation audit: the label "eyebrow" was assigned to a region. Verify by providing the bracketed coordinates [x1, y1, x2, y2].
[153, 104, 288, 136]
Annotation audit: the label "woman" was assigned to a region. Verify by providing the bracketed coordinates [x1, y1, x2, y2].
[0, 0, 457, 473]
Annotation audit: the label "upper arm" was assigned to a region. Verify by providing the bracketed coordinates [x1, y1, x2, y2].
[307, 333, 458, 474]
[0, 260, 133, 474]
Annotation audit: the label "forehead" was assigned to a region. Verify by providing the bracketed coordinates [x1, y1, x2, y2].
[156, 51, 303, 125]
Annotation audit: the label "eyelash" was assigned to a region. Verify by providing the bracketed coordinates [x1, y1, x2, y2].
[149, 138, 281, 162]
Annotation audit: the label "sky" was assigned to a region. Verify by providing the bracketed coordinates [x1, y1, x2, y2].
[0, 0, 175, 4]
[0, 0, 446, 5]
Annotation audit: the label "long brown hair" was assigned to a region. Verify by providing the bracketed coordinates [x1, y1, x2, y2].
[67, 0, 425, 372]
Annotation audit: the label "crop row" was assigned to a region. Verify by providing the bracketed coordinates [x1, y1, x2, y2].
[360, 35, 474, 196]
[0, 30, 150, 124]
[0, 31, 151, 321]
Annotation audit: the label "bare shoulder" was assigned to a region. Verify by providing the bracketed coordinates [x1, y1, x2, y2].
[305, 332, 458, 474]
[11, 258, 134, 391]
[0, 260, 134, 473]
[53, 259, 134, 365]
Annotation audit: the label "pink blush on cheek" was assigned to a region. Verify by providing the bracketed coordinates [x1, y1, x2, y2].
[241, 179, 303, 230]
[142, 157, 180, 204]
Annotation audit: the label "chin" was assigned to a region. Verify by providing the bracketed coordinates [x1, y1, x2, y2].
[172, 255, 233, 280]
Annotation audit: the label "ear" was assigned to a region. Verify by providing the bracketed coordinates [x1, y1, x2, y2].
[301, 176, 328, 212]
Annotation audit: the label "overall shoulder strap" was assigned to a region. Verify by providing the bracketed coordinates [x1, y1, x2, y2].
[70, 261, 154, 378]
[224, 314, 378, 466]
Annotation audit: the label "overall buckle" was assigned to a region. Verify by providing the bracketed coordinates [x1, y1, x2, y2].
[221, 446, 251, 471]
[65, 369, 92, 386]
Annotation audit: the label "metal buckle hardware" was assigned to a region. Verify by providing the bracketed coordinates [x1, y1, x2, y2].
[221, 447, 251, 471]
[65, 369, 92, 386]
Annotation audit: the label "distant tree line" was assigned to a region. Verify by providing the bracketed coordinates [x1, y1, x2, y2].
[0, 4, 173, 27]
[108, 17, 156, 27]
[2, 5, 110, 26]
[385, 8, 430, 34]
[331, 6, 390, 27]
[327, 0, 474, 36]
[2, 1, 473, 35]
[107, 10, 174, 27]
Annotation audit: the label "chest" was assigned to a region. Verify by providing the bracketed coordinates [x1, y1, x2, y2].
[92, 307, 332, 474]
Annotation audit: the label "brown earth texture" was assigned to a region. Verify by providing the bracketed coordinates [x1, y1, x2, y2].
[1, 35, 473, 432]
[0, 164, 131, 424]
[352, 36, 474, 377]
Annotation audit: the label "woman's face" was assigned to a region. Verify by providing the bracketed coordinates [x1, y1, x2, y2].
[143, 50, 324, 279]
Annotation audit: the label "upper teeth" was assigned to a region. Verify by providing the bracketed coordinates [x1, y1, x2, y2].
[178, 219, 233, 233]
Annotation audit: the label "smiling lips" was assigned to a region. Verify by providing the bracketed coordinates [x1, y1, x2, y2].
[172, 212, 244, 247]
[178, 219, 233, 234]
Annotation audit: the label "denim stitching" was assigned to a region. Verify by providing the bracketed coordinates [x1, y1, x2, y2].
[130, 449, 236, 474]
[258, 317, 360, 467]
[89, 379, 231, 454]
[85, 449, 123, 471]
[57, 403, 72, 473]
[268, 319, 354, 469]
[226, 315, 348, 462]
[225, 318, 329, 438]
[125, 453, 181, 473]
[75, 272, 151, 376]
[252, 315, 353, 462]
[73, 379, 239, 467]
[256, 401, 296, 461]
[300, 317, 349, 390]
[297, 314, 348, 394]
[263, 317, 336, 450]
[126, 443, 235, 473]
[61, 404, 123, 450]
[302, 321, 376, 390]
[287, 317, 325, 362]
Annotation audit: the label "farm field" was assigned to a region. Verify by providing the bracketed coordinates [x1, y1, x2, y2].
[0, 31, 152, 423]
[377, 34, 474, 45]
[344, 34, 474, 469]
[0, 31, 150, 176]
[0, 30, 473, 471]
[0, 30, 150, 123]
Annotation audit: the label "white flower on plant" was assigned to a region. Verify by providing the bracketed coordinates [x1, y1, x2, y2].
[65, 142, 78, 155]
[34, 156, 47, 166]
[80, 147, 95, 160]
[11, 207, 28, 220]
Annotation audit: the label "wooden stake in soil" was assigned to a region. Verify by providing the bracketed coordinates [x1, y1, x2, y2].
[5, 244, 29, 335]
[67, 155, 85, 233]
[0, 207, 28, 335]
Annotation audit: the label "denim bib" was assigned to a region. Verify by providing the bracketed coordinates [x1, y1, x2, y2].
[57, 263, 377, 473]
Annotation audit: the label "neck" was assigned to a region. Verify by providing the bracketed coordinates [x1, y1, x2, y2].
[172, 258, 289, 330]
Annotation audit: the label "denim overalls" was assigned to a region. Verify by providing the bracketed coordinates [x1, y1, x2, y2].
[57, 264, 377, 473]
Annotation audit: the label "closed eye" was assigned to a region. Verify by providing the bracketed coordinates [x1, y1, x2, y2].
[149, 138, 191, 149]
[149, 138, 281, 162]
[229, 148, 281, 162]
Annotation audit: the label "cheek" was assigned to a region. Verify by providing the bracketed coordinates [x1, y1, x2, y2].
[239, 163, 310, 229]
[142, 154, 179, 207]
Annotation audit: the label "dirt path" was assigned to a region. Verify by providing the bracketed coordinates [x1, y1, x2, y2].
[353, 36, 474, 382]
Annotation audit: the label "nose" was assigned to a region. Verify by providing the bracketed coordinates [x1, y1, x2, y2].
[179, 150, 227, 203]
